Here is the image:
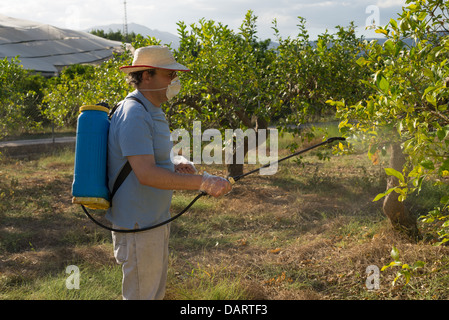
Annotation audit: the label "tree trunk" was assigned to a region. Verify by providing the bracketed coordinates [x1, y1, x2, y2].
[226, 135, 248, 178]
[227, 162, 244, 178]
[226, 116, 268, 178]
[382, 142, 420, 240]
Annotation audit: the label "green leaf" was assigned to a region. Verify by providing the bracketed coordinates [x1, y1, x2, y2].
[422, 68, 434, 81]
[385, 168, 405, 183]
[373, 192, 386, 202]
[377, 75, 390, 93]
[425, 93, 437, 107]
[404, 272, 411, 284]
[391, 246, 400, 261]
[420, 160, 435, 170]
[326, 99, 345, 107]
[373, 187, 398, 202]
[383, 39, 395, 54]
[440, 195, 449, 205]
[375, 28, 388, 36]
[436, 238, 449, 246]
[356, 56, 369, 66]
[437, 128, 446, 141]
[389, 18, 398, 30]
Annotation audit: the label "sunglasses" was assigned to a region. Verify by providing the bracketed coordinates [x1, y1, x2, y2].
[155, 69, 177, 79]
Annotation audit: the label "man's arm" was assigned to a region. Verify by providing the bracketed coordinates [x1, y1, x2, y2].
[127, 154, 202, 190]
[127, 154, 232, 197]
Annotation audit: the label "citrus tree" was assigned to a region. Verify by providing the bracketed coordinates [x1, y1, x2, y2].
[42, 51, 131, 126]
[332, 0, 449, 240]
[172, 11, 369, 175]
[172, 11, 280, 175]
[41, 11, 370, 178]
[175, 11, 272, 127]
[272, 19, 372, 133]
[0, 57, 46, 138]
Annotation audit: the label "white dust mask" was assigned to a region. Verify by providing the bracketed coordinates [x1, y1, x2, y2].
[166, 77, 181, 100]
[139, 77, 181, 100]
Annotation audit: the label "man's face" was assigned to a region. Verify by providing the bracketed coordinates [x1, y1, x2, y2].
[152, 69, 177, 88]
[141, 69, 178, 104]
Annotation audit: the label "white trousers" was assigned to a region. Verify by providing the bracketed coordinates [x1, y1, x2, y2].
[111, 224, 170, 300]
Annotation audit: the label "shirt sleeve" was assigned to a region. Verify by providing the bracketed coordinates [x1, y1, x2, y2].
[118, 103, 154, 157]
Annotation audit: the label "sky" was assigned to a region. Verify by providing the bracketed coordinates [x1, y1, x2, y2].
[0, 0, 408, 40]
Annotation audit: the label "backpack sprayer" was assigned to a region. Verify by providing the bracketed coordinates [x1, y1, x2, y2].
[72, 98, 142, 210]
[71, 101, 345, 233]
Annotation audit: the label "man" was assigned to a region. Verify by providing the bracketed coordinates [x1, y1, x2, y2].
[106, 45, 232, 300]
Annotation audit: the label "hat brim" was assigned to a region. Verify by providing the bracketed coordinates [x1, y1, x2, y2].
[120, 63, 190, 74]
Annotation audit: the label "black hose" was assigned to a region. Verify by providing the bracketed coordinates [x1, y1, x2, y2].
[80, 137, 345, 233]
[81, 192, 206, 233]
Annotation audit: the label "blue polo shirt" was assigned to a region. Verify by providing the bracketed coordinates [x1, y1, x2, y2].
[105, 90, 174, 229]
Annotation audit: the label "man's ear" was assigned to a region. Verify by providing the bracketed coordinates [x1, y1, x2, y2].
[140, 70, 154, 86]
[142, 70, 151, 81]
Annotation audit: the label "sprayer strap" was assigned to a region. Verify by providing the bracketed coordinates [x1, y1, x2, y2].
[109, 96, 146, 119]
[111, 161, 132, 200]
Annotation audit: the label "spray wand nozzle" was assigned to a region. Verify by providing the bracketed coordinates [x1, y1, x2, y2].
[228, 136, 346, 184]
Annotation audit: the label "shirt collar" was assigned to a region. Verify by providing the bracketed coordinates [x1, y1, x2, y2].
[127, 90, 162, 114]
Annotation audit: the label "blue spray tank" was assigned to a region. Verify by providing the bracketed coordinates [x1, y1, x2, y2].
[72, 104, 111, 210]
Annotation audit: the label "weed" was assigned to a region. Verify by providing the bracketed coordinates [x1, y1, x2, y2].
[381, 246, 426, 286]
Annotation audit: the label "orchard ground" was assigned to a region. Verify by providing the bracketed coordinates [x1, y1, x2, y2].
[1, 134, 449, 300]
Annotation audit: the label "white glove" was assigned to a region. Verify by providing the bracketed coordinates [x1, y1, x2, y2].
[199, 171, 232, 198]
[173, 155, 197, 174]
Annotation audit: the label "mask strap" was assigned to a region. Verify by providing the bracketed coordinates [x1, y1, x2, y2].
[139, 87, 167, 92]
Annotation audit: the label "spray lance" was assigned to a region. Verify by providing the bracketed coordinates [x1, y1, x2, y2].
[80, 136, 345, 233]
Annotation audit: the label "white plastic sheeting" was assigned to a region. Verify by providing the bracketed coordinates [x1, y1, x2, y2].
[0, 14, 123, 76]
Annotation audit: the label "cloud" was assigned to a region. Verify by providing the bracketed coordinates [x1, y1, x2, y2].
[0, 0, 407, 40]
[377, 0, 406, 8]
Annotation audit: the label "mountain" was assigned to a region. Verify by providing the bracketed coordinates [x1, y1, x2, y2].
[86, 23, 180, 48]
[85, 22, 418, 52]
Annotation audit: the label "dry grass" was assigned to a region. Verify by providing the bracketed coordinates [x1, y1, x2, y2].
[1, 144, 449, 300]
[164, 147, 449, 300]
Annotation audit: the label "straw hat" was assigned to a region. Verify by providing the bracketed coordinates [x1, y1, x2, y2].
[120, 45, 190, 74]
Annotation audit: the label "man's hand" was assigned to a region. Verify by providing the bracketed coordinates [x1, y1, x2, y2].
[127, 154, 202, 190]
[199, 172, 232, 198]
[173, 155, 197, 174]
[175, 163, 197, 174]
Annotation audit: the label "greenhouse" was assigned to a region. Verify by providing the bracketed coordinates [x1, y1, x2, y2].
[0, 14, 123, 77]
